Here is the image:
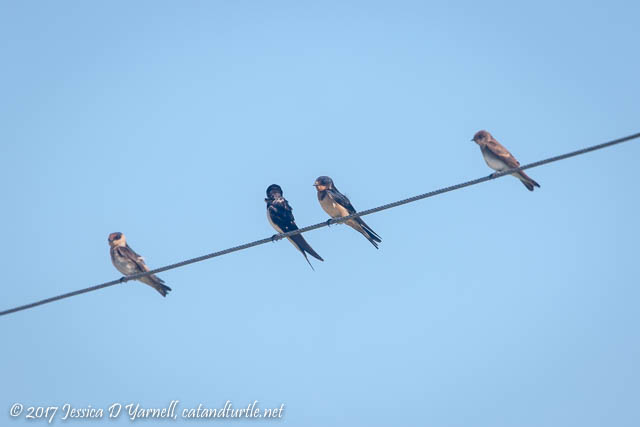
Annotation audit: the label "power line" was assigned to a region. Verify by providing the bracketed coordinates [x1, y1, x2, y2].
[1, 131, 638, 317]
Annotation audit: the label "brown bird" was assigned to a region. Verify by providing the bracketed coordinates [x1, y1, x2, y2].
[108, 232, 171, 297]
[472, 130, 540, 191]
[314, 176, 382, 249]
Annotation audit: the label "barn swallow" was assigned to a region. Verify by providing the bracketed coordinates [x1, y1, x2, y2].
[108, 232, 172, 297]
[265, 184, 324, 270]
[472, 130, 540, 191]
[313, 176, 382, 249]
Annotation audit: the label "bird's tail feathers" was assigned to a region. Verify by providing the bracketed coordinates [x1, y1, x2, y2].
[291, 234, 324, 261]
[516, 171, 540, 192]
[350, 218, 382, 249]
[141, 275, 172, 297]
[156, 284, 172, 297]
[289, 234, 324, 269]
[302, 252, 315, 271]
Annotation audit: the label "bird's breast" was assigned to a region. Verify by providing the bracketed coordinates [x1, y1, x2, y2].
[320, 197, 350, 218]
[481, 147, 509, 171]
[267, 209, 284, 234]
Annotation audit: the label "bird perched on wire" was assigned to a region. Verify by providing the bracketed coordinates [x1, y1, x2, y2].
[108, 232, 172, 297]
[472, 130, 540, 191]
[265, 184, 324, 270]
[313, 176, 382, 249]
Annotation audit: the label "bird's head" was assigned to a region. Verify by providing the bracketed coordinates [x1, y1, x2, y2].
[313, 176, 334, 192]
[472, 130, 492, 145]
[266, 184, 283, 199]
[108, 232, 126, 247]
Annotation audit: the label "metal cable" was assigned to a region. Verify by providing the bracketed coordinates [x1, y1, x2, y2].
[1, 131, 638, 317]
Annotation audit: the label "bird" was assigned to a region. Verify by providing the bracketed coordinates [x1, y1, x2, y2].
[108, 232, 172, 297]
[313, 176, 382, 249]
[472, 130, 540, 191]
[265, 184, 324, 269]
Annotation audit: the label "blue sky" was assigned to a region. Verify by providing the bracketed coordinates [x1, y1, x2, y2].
[1, 1, 639, 426]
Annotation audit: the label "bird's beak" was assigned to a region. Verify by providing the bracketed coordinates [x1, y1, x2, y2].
[470, 138, 474, 142]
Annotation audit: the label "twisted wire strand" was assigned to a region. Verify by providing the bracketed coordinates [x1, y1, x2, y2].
[1, 131, 638, 317]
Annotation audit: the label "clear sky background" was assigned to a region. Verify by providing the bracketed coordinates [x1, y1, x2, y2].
[1, 1, 639, 426]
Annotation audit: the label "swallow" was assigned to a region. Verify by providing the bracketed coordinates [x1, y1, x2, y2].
[265, 184, 324, 269]
[313, 176, 382, 249]
[108, 232, 172, 297]
[472, 130, 540, 191]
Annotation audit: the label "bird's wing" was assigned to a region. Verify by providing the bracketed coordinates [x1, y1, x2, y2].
[485, 139, 520, 168]
[328, 189, 357, 214]
[116, 245, 150, 273]
[268, 198, 299, 233]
